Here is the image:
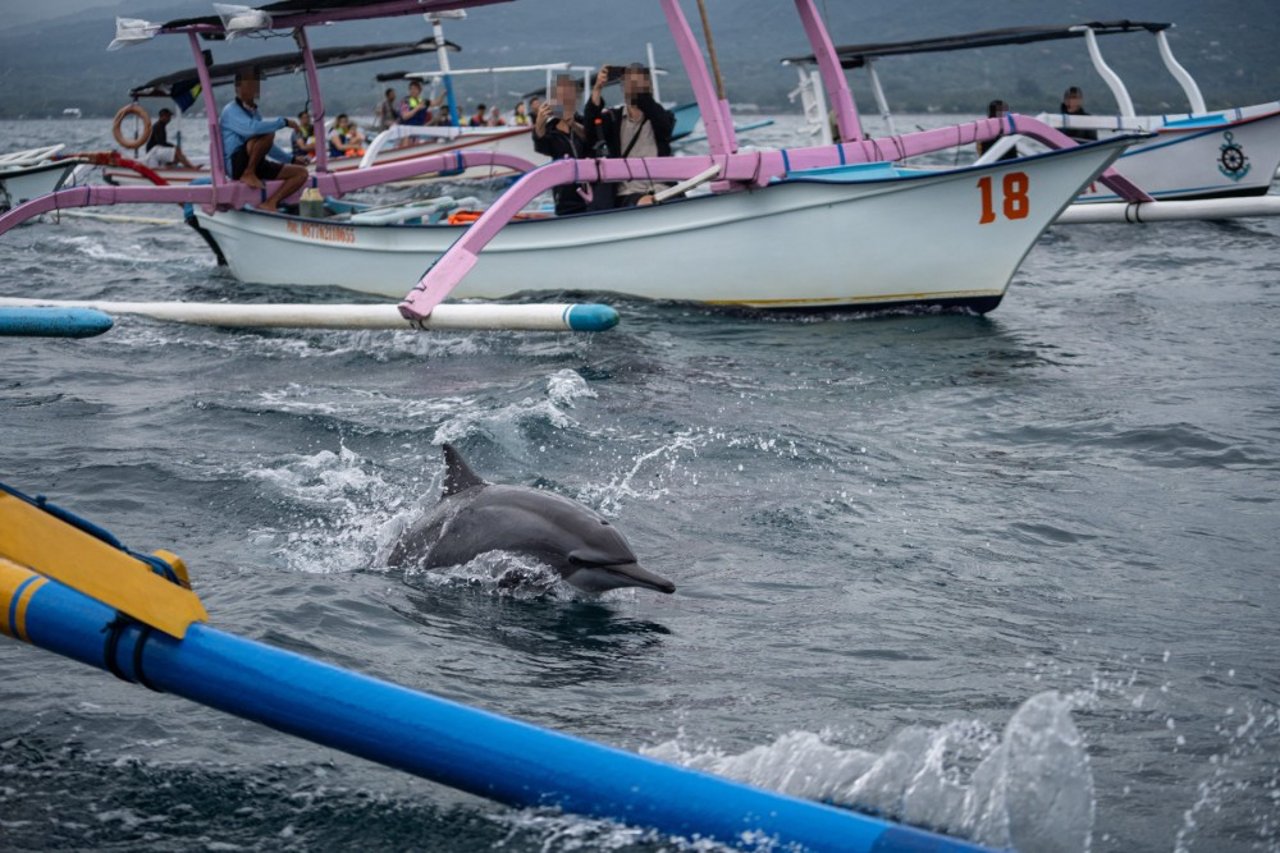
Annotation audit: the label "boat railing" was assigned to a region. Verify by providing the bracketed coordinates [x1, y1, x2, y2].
[0, 145, 66, 169]
[358, 123, 532, 170]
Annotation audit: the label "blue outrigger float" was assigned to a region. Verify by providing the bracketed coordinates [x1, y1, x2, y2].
[1, 480, 999, 852]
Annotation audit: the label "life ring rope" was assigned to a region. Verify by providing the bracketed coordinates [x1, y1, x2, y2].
[112, 104, 151, 151]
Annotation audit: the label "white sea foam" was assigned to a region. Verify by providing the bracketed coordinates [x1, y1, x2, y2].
[431, 371, 595, 445]
[643, 691, 1094, 853]
[245, 446, 406, 574]
[404, 550, 572, 600]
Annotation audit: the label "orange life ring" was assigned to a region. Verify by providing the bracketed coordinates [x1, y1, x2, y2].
[112, 104, 151, 150]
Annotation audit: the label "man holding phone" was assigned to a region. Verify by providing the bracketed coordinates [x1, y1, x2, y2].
[584, 63, 676, 207]
[533, 74, 591, 216]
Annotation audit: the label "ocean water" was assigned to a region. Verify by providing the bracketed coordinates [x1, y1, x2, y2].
[1, 116, 1278, 852]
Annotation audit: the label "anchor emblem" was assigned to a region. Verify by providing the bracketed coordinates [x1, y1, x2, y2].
[1217, 130, 1251, 181]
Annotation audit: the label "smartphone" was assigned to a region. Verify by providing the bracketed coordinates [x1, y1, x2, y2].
[551, 104, 564, 119]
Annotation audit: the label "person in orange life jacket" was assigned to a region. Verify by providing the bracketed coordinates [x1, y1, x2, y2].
[488, 105, 506, 127]
[975, 99, 1019, 161]
[327, 114, 365, 157]
[469, 103, 488, 127]
[143, 107, 195, 168]
[1059, 86, 1098, 141]
[219, 66, 308, 212]
[584, 63, 675, 207]
[532, 75, 590, 216]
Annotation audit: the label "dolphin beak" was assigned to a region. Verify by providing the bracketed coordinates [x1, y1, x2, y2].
[608, 562, 676, 594]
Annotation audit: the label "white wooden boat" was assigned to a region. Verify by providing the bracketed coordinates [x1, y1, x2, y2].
[0, 146, 85, 210]
[194, 140, 1129, 311]
[785, 21, 1280, 203]
[0, 0, 1153, 327]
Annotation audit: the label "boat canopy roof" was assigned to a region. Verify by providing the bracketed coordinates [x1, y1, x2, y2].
[783, 20, 1171, 68]
[160, 0, 510, 36]
[129, 38, 460, 98]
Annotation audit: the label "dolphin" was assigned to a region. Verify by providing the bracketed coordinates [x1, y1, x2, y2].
[387, 444, 675, 595]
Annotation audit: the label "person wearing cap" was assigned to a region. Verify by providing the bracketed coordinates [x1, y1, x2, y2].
[219, 66, 308, 211]
[584, 63, 676, 207]
[143, 107, 195, 168]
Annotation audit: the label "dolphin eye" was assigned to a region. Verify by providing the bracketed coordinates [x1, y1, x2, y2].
[600, 520, 609, 526]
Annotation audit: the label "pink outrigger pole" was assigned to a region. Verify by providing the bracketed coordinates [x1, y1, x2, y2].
[0, 0, 1150, 309]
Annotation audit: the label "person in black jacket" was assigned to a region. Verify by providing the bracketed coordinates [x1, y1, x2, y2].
[584, 63, 676, 207]
[1059, 86, 1098, 141]
[532, 74, 591, 216]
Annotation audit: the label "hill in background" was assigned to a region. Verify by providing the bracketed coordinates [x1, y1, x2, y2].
[1, 0, 1276, 120]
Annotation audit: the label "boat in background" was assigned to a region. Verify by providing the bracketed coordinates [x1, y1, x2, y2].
[101, 30, 545, 187]
[0, 146, 87, 211]
[783, 21, 1280, 202]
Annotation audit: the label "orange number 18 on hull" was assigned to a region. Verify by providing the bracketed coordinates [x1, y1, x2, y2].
[977, 172, 1030, 224]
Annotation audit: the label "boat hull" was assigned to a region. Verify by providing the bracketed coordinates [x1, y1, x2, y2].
[1042, 104, 1280, 202]
[103, 127, 541, 186]
[0, 161, 80, 209]
[195, 141, 1126, 311]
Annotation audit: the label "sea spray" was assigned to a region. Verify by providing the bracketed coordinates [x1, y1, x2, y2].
[644, 691, 1094, 853]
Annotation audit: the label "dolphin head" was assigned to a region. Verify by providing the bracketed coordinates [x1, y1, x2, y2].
[420, 445, 675, 595]
[467, 485, 676, 595]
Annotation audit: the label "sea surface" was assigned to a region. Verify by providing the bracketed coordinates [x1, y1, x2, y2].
[1, 116, 1278, 853]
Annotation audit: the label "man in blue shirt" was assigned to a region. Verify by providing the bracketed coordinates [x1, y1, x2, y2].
[220, 66, 308, 212]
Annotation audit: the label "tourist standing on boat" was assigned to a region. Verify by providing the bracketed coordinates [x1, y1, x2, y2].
[291, 109, 316, 163]
[1059, 86, 1098, 141]
[374, 88, 398, 132]
[976, 99, 1019, 161]
[469, 104, 488, 127]
[219, 66, 308, 212]
[400, 80, 435, 126]
[533, 75, 590, 216]
[513, 101, 530, 126]
[584, 63, 675, 207]
[143, 108, 195, 169]
[488, 106, 506, 127]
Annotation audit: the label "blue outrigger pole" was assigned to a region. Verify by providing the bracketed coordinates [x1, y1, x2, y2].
[0, 482, 999, 853]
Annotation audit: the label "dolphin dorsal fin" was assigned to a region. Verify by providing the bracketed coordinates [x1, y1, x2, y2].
[441, 443, 486, 496]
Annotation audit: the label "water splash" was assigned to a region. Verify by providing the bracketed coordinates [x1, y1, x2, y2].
[404, 551, 574, 601]
[1173, 701, 1280, 853]
[244, 446, 405, 574]
[579, 430, 704, 517]
[644, 691, 1094, 852]
[432, 370, 595, 445]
